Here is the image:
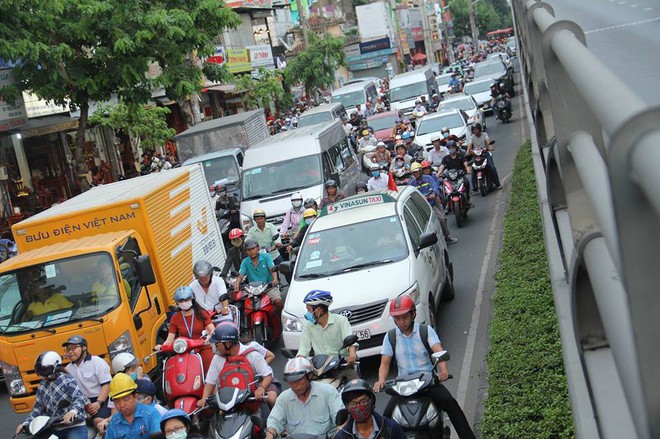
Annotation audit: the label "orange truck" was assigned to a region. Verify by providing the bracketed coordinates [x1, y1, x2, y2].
[0, 165, 225, 413]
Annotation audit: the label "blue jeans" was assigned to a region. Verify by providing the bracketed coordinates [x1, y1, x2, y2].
[55, 425, 88, 439]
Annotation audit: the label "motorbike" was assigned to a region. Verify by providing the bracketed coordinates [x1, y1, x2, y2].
[393, 166, 412, 186]
[471, 149, 494, 197]
[150, 336, 207, 414]
[441, 169, 469, 228]
[0, 238, 18, 263]
[223, 271, 250, 337]
[243, 281, 281, 347]
[15, 400, 86, 439]
[384, 350, 452, 439]
[496, 99, 512, 123]
[216, 208, 232, 249]
[201, 376, 266, 439]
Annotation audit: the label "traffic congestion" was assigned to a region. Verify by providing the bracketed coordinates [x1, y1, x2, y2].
[0, 38, 520, 439]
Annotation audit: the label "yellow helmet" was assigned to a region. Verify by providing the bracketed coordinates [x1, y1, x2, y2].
[108, 372, 138, 400]
[252, 209, 266, 218]
[410, 162, 422, 172]
[303, 208, 317, 219]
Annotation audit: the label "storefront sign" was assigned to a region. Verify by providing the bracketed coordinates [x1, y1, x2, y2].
[346, 48, 396, 64]
[23, 119, 79, 138]
[348, 56, 390, 71]
[0, 69, 28, 132]
[344, 43, 361, 58]
[398, 30, 410, 54]
[248, 45, 274, 68]
[360, 37, 391, 55]
[226, 49, 252, 73]
[412, 26, 424, 42]
[226, 0, 273, 8]
[207, 46, 226, 65]
[23, 92, 69, 118]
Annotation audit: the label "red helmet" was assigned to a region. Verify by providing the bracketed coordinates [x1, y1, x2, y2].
[421, 160, 432, 169]
[228, 228, 244, 240]
[389, 295, 415, 316]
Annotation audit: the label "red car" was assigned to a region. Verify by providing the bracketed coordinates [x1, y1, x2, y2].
[367, 111, 404, 150]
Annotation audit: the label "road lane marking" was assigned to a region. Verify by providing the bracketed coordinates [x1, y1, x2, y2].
[585, 16, 660, 33]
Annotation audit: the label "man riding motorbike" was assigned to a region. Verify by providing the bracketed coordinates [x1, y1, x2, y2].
[409, 163, 457, 244]
[319, 179, 346, 209]
[490, 83, 511, 121]
[466, 123, 502, 190]
[247, 209, 284, 264]
[437, 140, 473, 205]
[428, 135, 450, 166]
[221, 228, 248, 277]
[190, 259, 229, 315]
[214, 184, 241, 231]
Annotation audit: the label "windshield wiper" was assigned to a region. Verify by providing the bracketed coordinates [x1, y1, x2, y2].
[271, 187, 306, 195]
[297, 273, 328, 279]
[242, 194, 265, 201]
[339, 259, 394, 273]
[1, 324, 56, 334]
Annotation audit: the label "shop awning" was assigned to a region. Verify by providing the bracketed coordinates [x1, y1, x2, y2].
[153, 96, 177, 106]
[22, 114, 79, 138]
[203, 84, 239, 93]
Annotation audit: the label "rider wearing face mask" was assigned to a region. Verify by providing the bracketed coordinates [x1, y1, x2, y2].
[334, 379, 406, 439]
[221, 228, 248, 277]
[367, 164, 388, 191]
[437, 140, 473, 205]
[280, 193, 305, 239]
[160, 409, 204, 439]
[154, 286, 215, 373]
[287, 209, 317, 252]
[438, 127, 462, 148]
[190, 260, 229, 315]
[214, 184, 241, 231]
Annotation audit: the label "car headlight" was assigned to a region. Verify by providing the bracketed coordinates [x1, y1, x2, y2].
[392, 378, 424, 397]
[108, 330, 135, 359]
[282, 311, 303, 332]
[173, 338, 188, 354]
[0, 361, 27, 396]
[400, 283, 420, 305]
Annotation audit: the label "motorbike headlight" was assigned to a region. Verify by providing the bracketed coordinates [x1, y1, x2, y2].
[1, 361, 27, 396]
[282, 311, 303, 332]
[173, 338, 188, 354]
[108, 330, 135, 359]
[392, 378, 425, 397]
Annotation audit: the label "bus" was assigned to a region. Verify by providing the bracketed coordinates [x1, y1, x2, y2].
[486, 27, 514, 41]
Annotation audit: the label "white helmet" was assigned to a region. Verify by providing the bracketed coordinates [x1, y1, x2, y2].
[35, 351, 62, 378]
[291, 192, 303, 208]
[430, 134, 441, 142]
[111, 352, 138, 374]
[283, 357, 314, 382]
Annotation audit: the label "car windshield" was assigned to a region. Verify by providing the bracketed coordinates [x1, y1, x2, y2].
[417, 113, 464, 135]
[242, 155, 322, 200]
[436, 75, 453, 87]
[464, 81, 494, 95]
[295, 216, 408, 278]
[368, 114, 397, 131]
[437, 98, 475, 113]
[297, 112, 333, 128]
[333, 91, 364, 108]
[194, 155, 240, 187]
[390, 81, 427, 102]
[0, 253, 126, 334]
[475, 63, 505, 78]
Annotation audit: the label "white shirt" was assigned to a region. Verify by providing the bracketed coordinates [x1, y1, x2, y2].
[205, 343, 273, 386]
[65, 354, 112, 398]
[189, 276, 227, 312]
[367, 173, 389, 191]
[428, 146, 449, 166]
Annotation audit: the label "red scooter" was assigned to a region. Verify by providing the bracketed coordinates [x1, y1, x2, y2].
[442, 169, 470, 228]
[154, 337, 206, 413]
[242, 281, 281, 347]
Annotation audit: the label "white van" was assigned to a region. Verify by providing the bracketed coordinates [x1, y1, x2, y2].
[389, 67, 438, 117]
[332, 81, 378, 115]
[280, 189, 456, 358]
[240, 121, 361, 229]
[297, 103, 348, 129]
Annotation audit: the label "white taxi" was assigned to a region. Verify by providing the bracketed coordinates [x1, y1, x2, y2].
[280, 188, 456, 358]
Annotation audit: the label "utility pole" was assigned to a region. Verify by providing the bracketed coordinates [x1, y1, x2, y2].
[420, 0, 435, 65]
[466, 0, 479, 46]
[438, 4, 454, 65]
[295, 0, 309, 50]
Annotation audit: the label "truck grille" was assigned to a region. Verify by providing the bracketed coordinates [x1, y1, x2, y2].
[266, 215, 284, 225]
[332, 299, 388, 326]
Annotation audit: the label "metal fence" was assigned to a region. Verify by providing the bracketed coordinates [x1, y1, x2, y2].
[511, 1, 660, 438]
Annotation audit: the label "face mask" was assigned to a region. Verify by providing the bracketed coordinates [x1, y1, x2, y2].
[396, 161, 403, 167]
[306, 217, 316, 226]
[357, 189, 366, 194]
[231, 239, 243, 248]
[130, 372, 138, 381]
[448, 148, 457, 154]
[371, 171, 380, 177]
[178, 300, 193, 311]
[292, 200, 302, 208]
[166, 430, 188, 439]
[304, 311, 317, 324]
[348, 404, 373, 423]
[443, 132, 449, 138]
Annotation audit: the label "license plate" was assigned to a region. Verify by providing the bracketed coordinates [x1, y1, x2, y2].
[353, 329, 371, 341]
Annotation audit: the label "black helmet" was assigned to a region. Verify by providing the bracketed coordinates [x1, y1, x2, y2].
[325, 179, 338, 189]
[341, 378, 376, 406]
[209, 324, 239, 344]
[304, 198, 316, 209]
[471, 122, 482, 132]
[356, 181, 368, 192]
[193, 260, 213, 278]
[62, 335, 87, 348]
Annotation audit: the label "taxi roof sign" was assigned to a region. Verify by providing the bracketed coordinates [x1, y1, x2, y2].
[320, 193, 396, 216]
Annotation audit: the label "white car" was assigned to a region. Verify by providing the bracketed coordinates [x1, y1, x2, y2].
[280, 189, 455, 358]
[414, 109, 470, 151]
[463, 77, 497, 114]
[435, 93, 485, 131]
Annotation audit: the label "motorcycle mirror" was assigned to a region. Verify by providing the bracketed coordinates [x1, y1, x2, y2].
[432, 350, 450, 364]
[490, 140, 496, 145]
[342, 334, 358, 348]
[201, 330, 208, 338]
[253, 374, 263, 384]
[272, 233, 280, 241]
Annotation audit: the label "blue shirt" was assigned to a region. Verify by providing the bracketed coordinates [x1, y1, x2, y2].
[381, 323, 442, 376]
[105, 401, 162, 439]
[239, 252, 275, 283]
[409, 175, 439, 206]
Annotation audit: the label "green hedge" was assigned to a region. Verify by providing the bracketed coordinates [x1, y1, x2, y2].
[480, 144, 575, 438]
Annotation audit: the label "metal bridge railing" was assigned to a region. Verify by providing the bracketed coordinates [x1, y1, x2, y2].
[511, 1, 660, 437]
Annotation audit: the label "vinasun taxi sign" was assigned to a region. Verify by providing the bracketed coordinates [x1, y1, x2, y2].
[321, 193, 396, 216]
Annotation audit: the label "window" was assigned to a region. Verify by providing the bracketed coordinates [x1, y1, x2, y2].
[407, 192, 432, 231]
[323, 153, 335, 180]
[236, 152, 244, 167]
[116, 237, 143, 311]
[403, 207, 422, 251]
[339, 138, 355, 168]
[328, 145, 345, 172]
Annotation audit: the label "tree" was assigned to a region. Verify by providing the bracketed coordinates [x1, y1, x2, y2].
[284, 32, 346, 100]
[448, 0, 504, 40]
[235, 67, 288, 113]
[0, 0, 240, 192]
[89, 102, 175, 157]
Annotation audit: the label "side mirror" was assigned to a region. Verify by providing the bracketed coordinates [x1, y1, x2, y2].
[134, 255, 156, 286]
[134, 315, 143, 330]
[432, 350, 450, 364]
[330, 172, 341, 187]
[418, 231, 438, 250]
[272, 233, 280, 241]
[342, 334, 358, 348]
[490, 140, 496, 145]
[279, 261, 292, 275]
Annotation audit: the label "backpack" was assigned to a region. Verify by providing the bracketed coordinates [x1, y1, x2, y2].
[219, 348, 257, 392]
[387, 324, 433, 367]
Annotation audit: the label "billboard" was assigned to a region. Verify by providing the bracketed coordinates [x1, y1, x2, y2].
[0, 69, 28, 132]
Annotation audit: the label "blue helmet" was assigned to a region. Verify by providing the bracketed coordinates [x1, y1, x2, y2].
[209, 324, 239, 344]
[401, 132, 411, 141]
[173, 286, 194, 302]
[160, 409, 190, 433]
[303, 290, 333, 307]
